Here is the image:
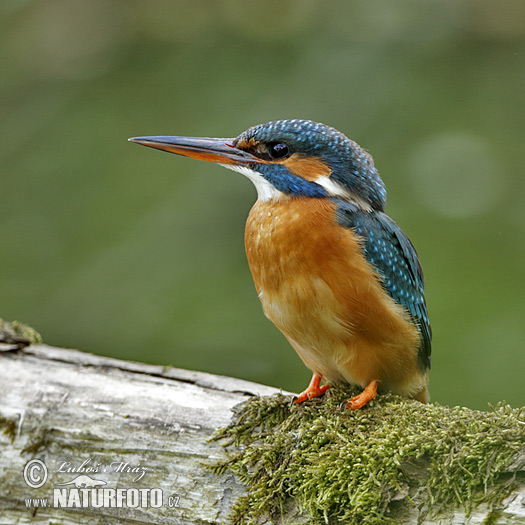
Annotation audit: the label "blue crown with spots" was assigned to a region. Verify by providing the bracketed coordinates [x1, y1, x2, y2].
[236, 119, 387, 210]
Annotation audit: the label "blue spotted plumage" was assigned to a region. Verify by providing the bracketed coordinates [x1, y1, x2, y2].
[335, 201, 431, 372]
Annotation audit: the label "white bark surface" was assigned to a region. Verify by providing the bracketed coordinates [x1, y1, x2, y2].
[0, 344, 282, 524]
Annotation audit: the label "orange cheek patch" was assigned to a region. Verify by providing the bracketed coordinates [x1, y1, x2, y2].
[281, 154, 332, 181]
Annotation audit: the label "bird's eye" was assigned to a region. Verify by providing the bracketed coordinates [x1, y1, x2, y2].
[268, 142, 290, 159]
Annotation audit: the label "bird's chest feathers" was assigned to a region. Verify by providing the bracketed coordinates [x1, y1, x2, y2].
[244, 197, 421, 390]
[244, 198, 360, 340]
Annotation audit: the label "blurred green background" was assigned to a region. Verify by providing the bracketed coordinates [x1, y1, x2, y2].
[1, 1, 524, 410]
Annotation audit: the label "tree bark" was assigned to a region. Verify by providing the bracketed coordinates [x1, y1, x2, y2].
[0, 344, 523, 524]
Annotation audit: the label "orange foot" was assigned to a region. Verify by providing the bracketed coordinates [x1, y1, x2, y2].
[343, 380, 379, 410]
[293, 373, 330, 404]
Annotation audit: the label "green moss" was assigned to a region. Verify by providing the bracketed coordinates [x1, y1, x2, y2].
[211, 385, 524, 524]
[0, 415, 19, 443]
[0, 317, 42, 346]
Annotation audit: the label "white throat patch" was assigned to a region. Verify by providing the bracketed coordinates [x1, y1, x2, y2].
[219, 164, 285, 202]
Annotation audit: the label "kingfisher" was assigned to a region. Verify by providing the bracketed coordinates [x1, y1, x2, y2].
[129, 120, 431, 409]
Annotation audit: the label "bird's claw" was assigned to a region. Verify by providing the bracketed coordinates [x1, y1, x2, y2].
[292, 383, 330, 405]
[341, 380, 379, 410]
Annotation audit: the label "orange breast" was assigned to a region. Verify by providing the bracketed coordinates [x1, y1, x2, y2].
[244, 197, 427, 398]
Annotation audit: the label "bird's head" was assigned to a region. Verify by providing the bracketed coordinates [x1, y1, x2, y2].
[129, 119, 387, 211]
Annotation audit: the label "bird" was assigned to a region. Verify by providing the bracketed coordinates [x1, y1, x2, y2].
[129, 119, 431, 409]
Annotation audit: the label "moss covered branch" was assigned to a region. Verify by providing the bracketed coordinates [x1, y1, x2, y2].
[212, 387, 524, 524]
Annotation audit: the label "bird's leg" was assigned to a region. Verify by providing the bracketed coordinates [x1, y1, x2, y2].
[343, 380, 379, 410]
[293, 373, 330, 404]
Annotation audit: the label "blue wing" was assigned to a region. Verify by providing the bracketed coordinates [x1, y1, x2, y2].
[335, 202, 431, 371]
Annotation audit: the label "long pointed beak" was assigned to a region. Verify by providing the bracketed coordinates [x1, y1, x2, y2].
[128, 135, 259, 166]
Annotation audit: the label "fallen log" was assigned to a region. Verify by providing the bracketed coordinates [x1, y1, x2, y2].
[0, 343, 523, 524]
